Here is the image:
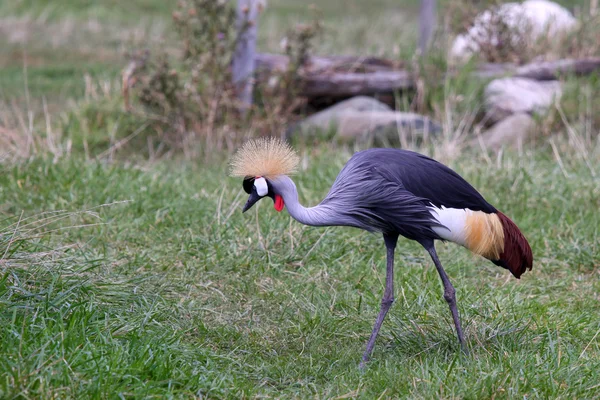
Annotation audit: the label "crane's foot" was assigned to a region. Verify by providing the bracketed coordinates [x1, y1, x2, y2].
[358, 319, 384, 371]
[358, 359, 367, 371]
[358, 350, 373, 370]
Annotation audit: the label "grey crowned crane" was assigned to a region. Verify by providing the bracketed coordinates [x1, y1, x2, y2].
[230, 137, 533, 368]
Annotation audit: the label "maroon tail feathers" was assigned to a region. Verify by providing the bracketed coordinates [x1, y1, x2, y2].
[492, 211, 533, 279]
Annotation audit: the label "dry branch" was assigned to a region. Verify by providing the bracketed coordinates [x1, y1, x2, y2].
[232, 0, 261, 115]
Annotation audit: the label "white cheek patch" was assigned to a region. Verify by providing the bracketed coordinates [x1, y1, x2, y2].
[254, 177, 268, 196]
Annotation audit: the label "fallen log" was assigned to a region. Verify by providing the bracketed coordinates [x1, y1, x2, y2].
[302, 70, 413, 96]
[254, 53, 600, 97]
[255, 53, 402, 74]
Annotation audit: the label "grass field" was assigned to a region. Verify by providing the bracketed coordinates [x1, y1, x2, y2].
[2, 0, 600, 398]
[1, 146, 599, 398]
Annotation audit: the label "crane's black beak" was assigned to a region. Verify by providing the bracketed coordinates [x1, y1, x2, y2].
[242, 190, 262, 213]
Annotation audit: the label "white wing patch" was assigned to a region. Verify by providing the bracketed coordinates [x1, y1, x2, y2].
[429, 206, 469, 246]
[254, 177, 268, 196]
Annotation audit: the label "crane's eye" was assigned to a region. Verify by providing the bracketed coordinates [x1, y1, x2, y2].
[242, 177, 254, 194]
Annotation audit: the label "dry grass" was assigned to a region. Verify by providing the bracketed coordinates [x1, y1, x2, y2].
[0, 98, 69, 162]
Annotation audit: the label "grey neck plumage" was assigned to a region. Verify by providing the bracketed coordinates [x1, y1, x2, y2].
[270, 175, 337, 227]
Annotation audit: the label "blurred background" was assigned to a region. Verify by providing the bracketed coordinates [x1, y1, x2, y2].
[1, 0, 597, 160]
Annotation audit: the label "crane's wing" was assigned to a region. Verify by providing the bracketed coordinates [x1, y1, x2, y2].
[353, 148, 497, 213]
[319, 149, 443, 240]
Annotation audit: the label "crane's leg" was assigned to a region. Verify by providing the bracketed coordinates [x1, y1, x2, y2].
[359, 234, 398, 369]
[424, 242, 466, 348]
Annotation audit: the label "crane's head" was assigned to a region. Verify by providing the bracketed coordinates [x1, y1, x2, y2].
[229, 137, 299, 213]
[241, 176, 284, 213]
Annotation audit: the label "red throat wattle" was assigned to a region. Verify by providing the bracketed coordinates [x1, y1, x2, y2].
[274, 195, 284, 212]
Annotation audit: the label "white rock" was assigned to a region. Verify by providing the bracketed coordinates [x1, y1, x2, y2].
[286, 96, 441, 144]
[474, 113, 536, 150]
[484, 77, 562, 124]
[450, 0, 577, 61]
[334, 111, 441, 142]
[296, 96, 392, 132]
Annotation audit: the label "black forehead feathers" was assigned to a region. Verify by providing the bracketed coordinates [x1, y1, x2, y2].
[243, 177, 255, 194]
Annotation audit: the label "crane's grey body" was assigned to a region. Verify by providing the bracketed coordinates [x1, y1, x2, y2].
[271, 148, 495, 242]
[271, 173, 439, 239]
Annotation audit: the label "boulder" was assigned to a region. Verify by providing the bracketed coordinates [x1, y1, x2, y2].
[484, 77, 561, 124]
[474, 113, 536, 150]
[286, 96, 441, 144]
[450, 0, 577, 61]
[296, 96, 392, 131]
[332, 111, 441, 143]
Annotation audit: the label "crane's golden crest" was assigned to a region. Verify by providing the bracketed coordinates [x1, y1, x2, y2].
[229, 137, 299, 179]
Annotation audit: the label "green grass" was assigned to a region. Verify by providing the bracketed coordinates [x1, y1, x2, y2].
[1, 145, 599, 398]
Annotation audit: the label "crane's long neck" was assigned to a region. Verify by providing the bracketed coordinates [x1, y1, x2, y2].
[272, 176, 337, 227]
